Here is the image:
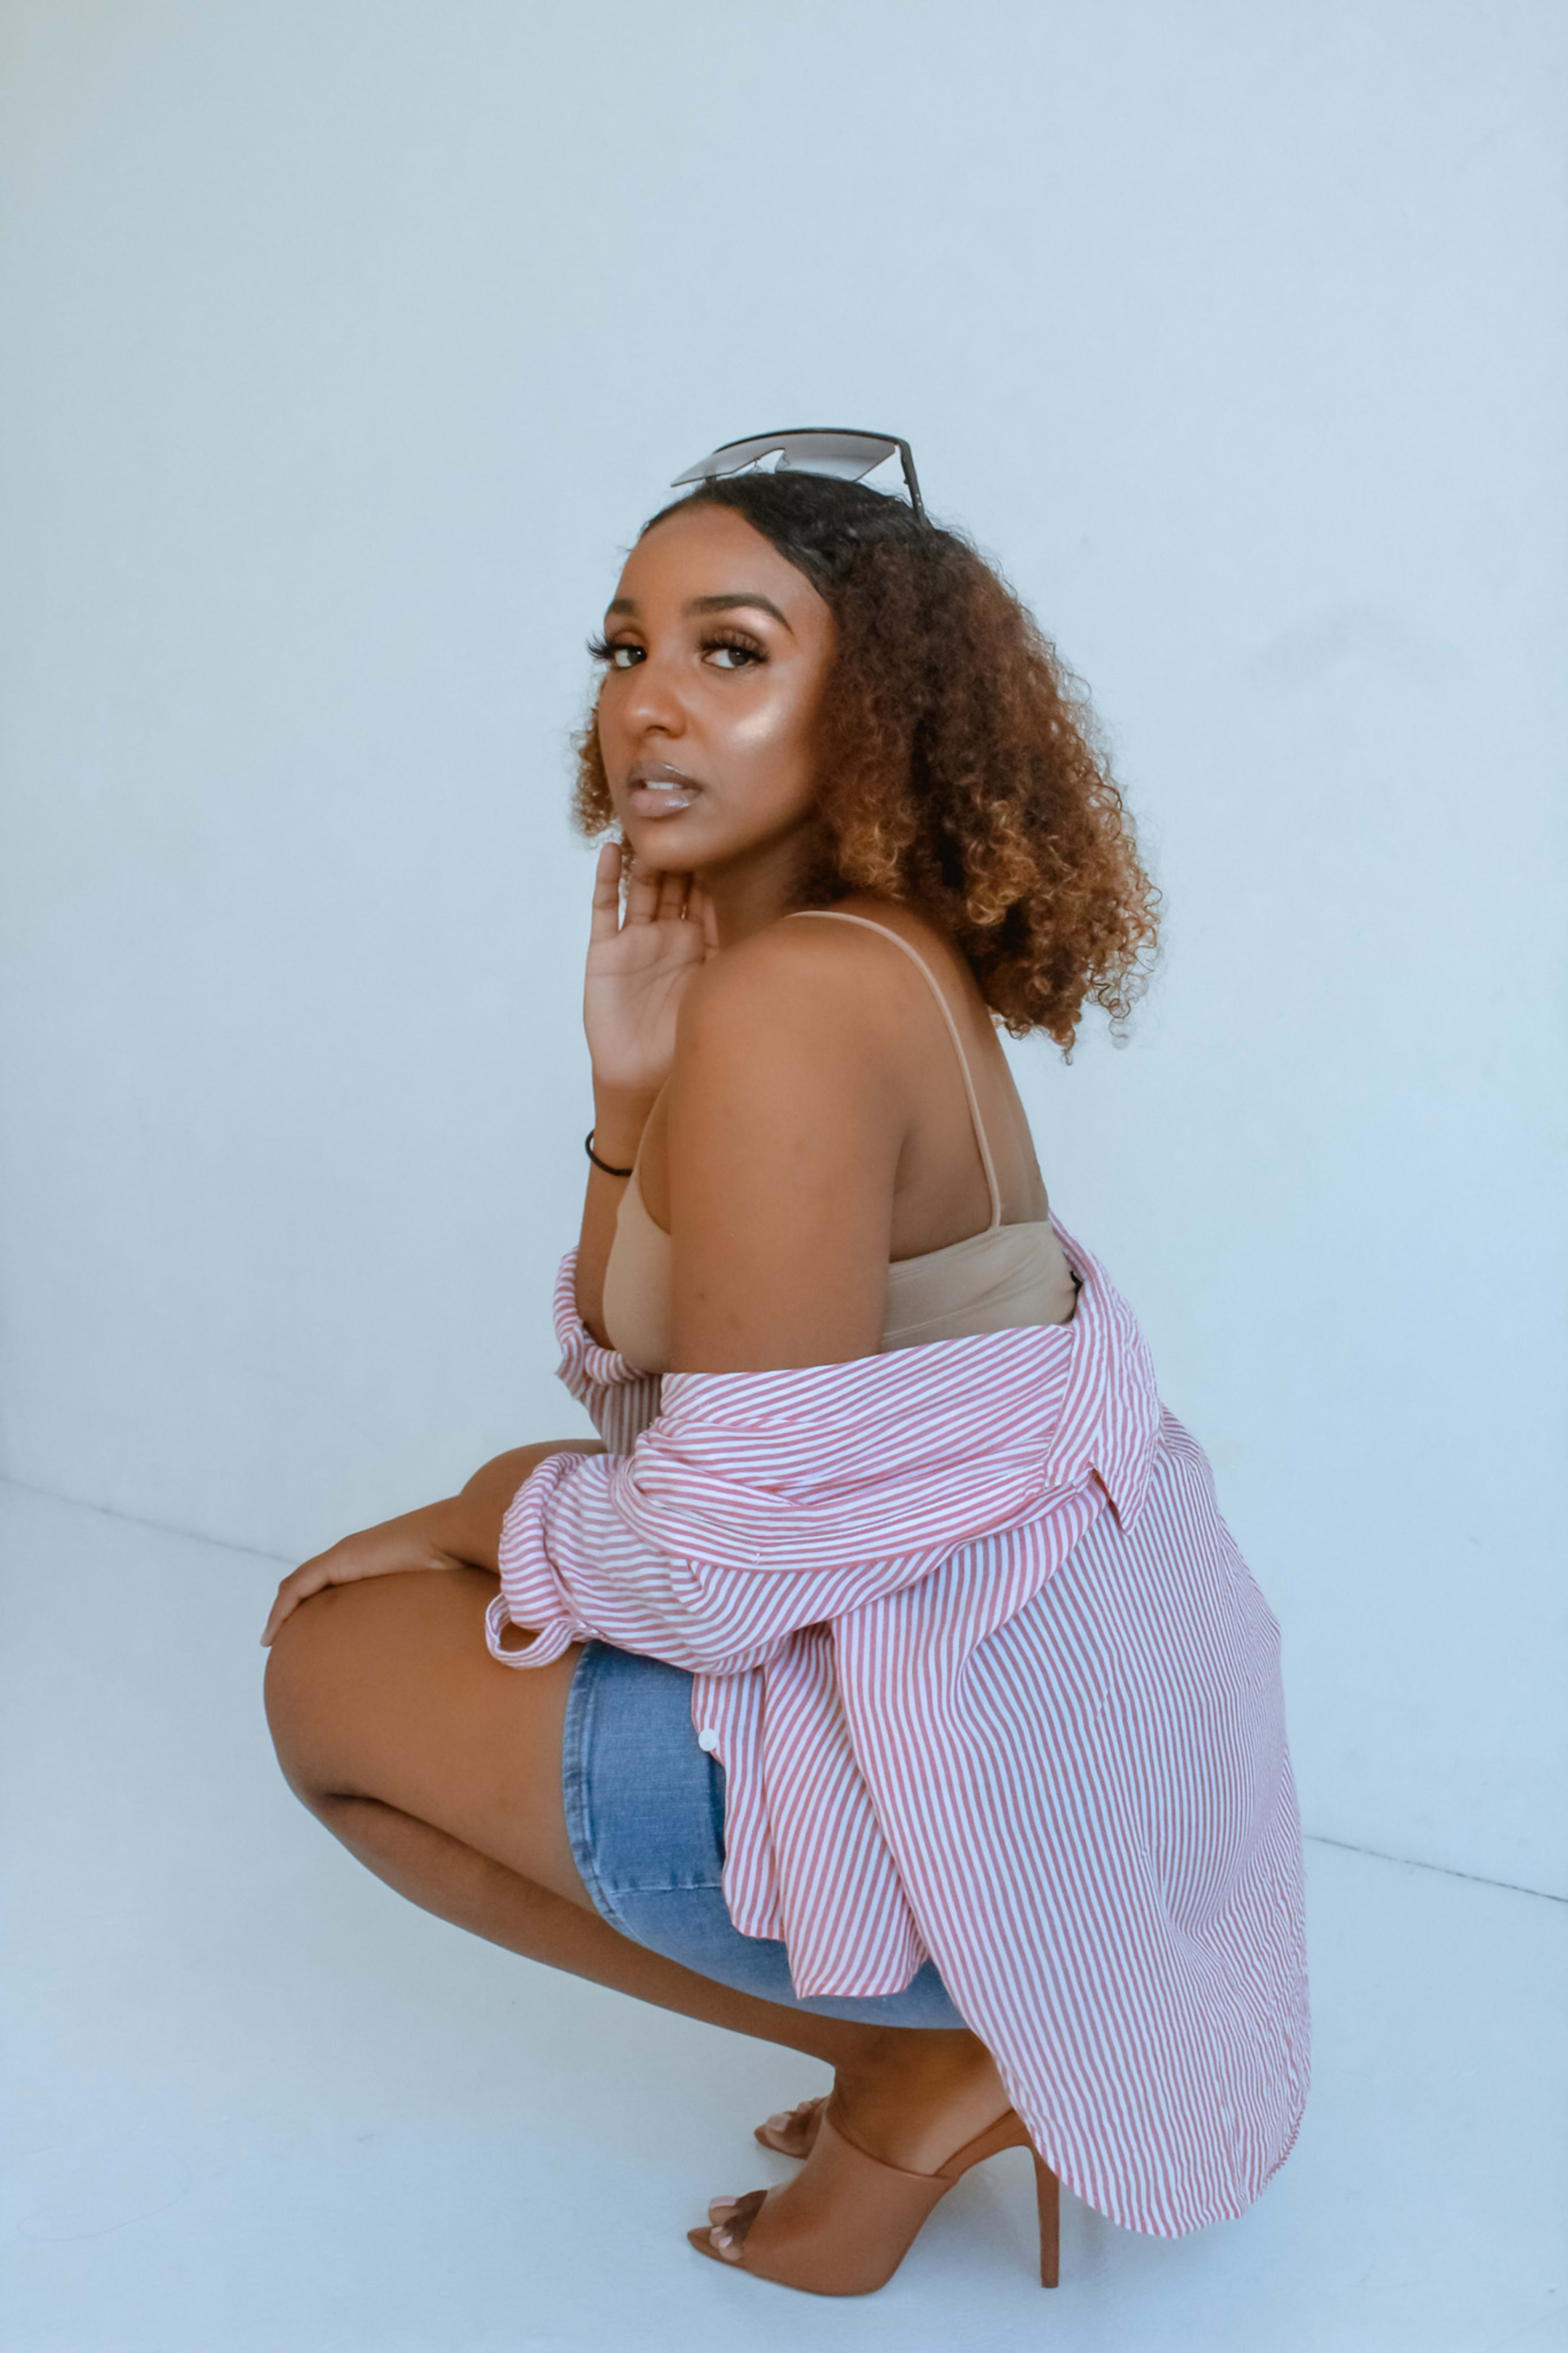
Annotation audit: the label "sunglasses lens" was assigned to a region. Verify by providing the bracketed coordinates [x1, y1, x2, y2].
[671, 430, 900, 488]
[777, 434, 898, 481]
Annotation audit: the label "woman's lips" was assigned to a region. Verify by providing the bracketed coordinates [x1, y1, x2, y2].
[625, 763, 701, 819]
[627, 783, 697, 817]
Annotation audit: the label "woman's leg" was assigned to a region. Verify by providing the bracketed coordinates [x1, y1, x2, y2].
[262, 1563, 1001, 2126]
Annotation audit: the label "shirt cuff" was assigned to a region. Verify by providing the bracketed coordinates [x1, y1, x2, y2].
[483, 1445, 592, 1670]
[483, 1589, 580, 1670]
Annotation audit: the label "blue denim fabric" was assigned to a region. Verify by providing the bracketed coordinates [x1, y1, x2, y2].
[561, 1638, 965, 2028]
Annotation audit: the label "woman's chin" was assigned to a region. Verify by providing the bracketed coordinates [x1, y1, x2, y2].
[624, 834, 697, 872]
[622, 812, 717, 868]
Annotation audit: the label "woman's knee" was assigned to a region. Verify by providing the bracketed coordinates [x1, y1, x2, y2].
[263, 1566, 499, 1807]
[263, 1582, 362, 1805]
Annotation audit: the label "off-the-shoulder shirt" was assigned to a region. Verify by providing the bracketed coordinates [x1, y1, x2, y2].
[484, 1217, 1310, 2237]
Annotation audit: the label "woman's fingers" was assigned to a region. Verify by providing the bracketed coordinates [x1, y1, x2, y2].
[691, 883, 720, 955]
[628, 859, 700, 930]
[591, 843, 704, 948]
[261, 1560, 332, 1646]
[623, 857, 663, 926]
[588, 841, 625, 944]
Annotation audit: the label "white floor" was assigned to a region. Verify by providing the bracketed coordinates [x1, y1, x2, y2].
[1, 1482, 1563, 2353]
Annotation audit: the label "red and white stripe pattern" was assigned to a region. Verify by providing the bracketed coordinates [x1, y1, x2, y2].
[486, 1218, 1310, 2236]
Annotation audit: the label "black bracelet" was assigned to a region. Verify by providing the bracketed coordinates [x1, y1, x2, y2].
[584, 1128, 635, 1179]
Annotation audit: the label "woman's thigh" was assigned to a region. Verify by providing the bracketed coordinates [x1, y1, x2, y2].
[263, 1565, 592, 1911]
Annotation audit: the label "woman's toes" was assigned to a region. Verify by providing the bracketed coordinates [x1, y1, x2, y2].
[690, 2184, 770, 2265]
[757, 2096, 821, 2155]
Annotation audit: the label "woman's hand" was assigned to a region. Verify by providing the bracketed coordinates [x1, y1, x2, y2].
[260, 1502, 462, 1646]
[258, 1442, 605, 1648]
[583, 841, 718, 1102]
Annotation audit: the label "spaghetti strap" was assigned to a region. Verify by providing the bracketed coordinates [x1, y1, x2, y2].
[784, 910, 1003, 1231]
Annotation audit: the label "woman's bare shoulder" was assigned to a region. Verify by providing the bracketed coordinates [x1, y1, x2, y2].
[678, 903, 934, 1053]
[667, 912, 923, 1184]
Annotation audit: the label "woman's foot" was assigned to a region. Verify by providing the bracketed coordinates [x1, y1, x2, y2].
[754, 2093, 828, 2159]
[705, 2031, 1010, 2265]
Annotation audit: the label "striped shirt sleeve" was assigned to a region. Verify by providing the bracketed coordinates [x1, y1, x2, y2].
[483, 1442, 1005, 1676]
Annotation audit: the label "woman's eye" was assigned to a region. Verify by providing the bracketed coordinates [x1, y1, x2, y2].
[706, 639, 763, 670]
[587, 637, 644, 669]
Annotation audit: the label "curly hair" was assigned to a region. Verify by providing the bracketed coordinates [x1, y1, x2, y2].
[571, 470, 1159, 1049]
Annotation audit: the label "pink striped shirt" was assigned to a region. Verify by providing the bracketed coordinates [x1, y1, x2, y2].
[485, 1216, 1309, 2236]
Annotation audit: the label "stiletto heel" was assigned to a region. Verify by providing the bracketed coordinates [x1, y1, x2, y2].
[1033, 2145, 1060, 2287]
[692, 2099, 1064, 2295]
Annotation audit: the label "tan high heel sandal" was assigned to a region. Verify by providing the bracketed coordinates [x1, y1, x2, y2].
[689, 2095, 1061, 2295]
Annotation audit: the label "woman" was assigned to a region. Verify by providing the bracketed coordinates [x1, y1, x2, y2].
[262, 444, 1309, 2298]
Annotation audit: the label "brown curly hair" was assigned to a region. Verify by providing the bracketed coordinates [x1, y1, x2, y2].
[572, 471, 1159, 1050]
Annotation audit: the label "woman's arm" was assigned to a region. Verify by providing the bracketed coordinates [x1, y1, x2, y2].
[666, 919, 904, 1372]
[484, 930, 1105, 1675]
[574, 1090, 657, 1346]
[573, 844, 717, 1344]
[438, 1441, 606, 1570]
[259, 1439, 604, 1644]
[486, 1383, 1101, 1679]
[489, 1443, 961, 1677]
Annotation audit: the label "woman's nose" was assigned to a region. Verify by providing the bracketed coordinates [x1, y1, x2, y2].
[617, 651, 688, 739]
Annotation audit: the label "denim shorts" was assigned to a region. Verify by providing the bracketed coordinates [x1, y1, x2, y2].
[560, 1639, 965, 2028]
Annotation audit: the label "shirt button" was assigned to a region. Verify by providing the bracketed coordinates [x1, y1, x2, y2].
[697, 1727, 720, 1753]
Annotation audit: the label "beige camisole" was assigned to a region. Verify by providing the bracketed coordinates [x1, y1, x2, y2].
[600, 911, 1079, 1374]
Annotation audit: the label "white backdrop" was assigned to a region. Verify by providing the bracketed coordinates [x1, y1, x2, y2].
[2, 1, 1563, 1898]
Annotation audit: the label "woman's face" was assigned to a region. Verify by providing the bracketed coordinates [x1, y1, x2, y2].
[593, 504, 835, 881]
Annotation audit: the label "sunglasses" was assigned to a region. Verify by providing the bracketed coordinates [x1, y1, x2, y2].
[670, 427, 926, 524]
